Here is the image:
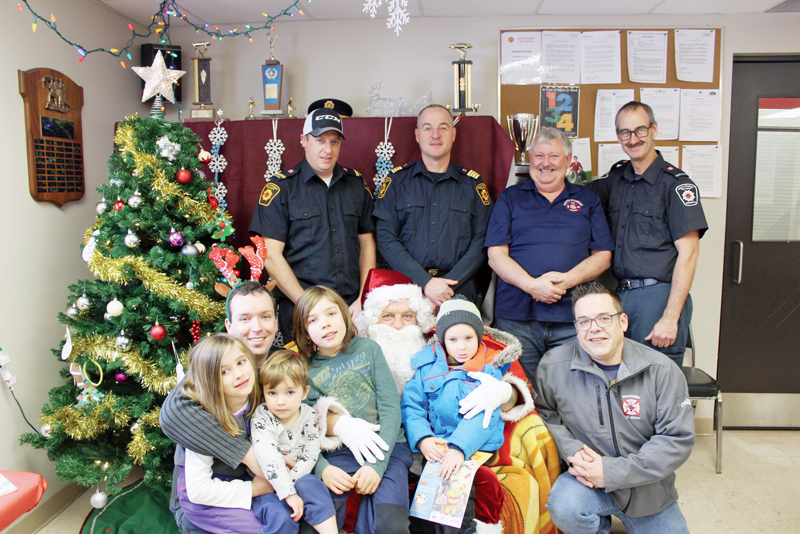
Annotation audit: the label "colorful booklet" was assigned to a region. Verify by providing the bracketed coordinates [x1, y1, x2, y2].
[0, 473, 18, 496]
[409, 450, 492, 528]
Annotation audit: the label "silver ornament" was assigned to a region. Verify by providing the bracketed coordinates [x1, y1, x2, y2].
[116, 330, 132, 351]
[40, 424, 52, 438]
[185, 281, 195, 290]
[76, 295, 90, 310]
[90, 490, 108, 509]
[104, 312, 112, 321]
[66, 306, 79, 317]
[128, 192, 143, 208]
[109, 177, 123, 186]
[181, 243, 199, 256]
[124, 230, 140, 248]
[96, 201, 108, 214]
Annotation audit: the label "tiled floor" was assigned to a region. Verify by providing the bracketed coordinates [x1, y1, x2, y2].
[35, 430, 800, 534]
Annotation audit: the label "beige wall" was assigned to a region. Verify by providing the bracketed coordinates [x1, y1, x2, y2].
[3, 2, 800, 520]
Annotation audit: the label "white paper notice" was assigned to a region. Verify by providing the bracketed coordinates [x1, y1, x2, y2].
[580, 31, 621, 84]
[682, 144, 722, 198]
[597, 144, 629, 177]
[542, 31, 581, 85]
[679, 89, 721, 141]
[640, 88, 680, 140]
[674, 29, 715, 83]
[501, 31, 542, 85]
[627, 31, 668, 84]
[571, 138, 593, 173]
[594, 90, 635, 142]
[656, 145, 680, 165]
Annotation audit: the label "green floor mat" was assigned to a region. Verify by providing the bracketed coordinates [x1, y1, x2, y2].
[80, 480, 179, 534]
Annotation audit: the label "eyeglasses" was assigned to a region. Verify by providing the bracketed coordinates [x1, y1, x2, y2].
[574, 312, 623, 331]
[616, 125, 651, 141]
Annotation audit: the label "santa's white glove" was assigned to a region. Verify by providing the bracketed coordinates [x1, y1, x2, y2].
[333, 415, 389, 466]
[459, 371, 513, 429]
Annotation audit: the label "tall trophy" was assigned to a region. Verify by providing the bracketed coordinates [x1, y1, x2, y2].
[190, 42, 214, 120]
[260, 35, 284, 116]
[507, 113, 538, 165]
[449, 43, 480, 115]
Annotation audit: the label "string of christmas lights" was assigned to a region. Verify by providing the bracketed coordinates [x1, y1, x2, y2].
[15, 0, 308, 67]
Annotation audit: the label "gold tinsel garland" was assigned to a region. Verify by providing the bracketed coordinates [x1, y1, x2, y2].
[114, 122, 221, 225]
[87, 252, 225, 323]
[127, 407, 161, 464]
[42, 393, 130, 441]
[70, 335, 186, 395]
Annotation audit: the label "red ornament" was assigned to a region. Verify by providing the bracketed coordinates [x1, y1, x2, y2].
[176, 168, 192, 184]
[191, 320, 201, 343]
[233, 269, 240, 278]
[113, 200, 125, 211]
[150, 323, 167, 341]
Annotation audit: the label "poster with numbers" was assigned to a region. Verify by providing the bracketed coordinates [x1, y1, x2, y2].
[540, 86, 580, 138]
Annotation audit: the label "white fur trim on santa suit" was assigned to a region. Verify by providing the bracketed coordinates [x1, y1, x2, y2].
[355, 283, 436, 335]
[475, 519, 504, 534]
[313, 396, 349, 451]
[499, 374, 534, 422]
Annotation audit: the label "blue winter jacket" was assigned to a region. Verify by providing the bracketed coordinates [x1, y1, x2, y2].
[400, 341, 506, 459]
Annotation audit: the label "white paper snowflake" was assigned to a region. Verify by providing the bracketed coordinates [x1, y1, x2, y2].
[208, 154, 228, 174]
[214, 183, 228, 202]
[375, 141, 396, 159]
[156, 135, 181, 161]
[363, 0, 409, 36]
[209, 126, 228, 146]
[265, 139, 285, 159]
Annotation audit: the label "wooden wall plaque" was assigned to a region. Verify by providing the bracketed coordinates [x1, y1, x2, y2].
[18, 68, 85, 207]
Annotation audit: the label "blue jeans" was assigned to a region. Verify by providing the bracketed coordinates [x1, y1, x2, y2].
[495, 317, 576, 379]
[252, 474, 335, 534]
[618, 283, 692, 368]
[546, 472, 689, 534]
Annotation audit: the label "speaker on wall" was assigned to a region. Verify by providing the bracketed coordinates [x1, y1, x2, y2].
[140, 44, 182, 103]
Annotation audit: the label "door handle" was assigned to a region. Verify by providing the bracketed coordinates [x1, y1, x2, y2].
[733, 240, 744, 284]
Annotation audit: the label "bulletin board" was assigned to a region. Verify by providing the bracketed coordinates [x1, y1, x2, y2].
[498, 28, 722, 177]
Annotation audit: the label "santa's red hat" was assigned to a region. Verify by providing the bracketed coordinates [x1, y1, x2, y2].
[355, 269, 436, 335]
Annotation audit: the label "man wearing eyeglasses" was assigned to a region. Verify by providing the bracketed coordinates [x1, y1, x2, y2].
[535, 281, 694, 534]
[589, 101, 707, 367]
[486, 127, 614, 379]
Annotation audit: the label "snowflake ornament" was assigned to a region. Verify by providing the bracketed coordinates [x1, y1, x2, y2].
[157, 135, 181, 161]
[363, 0, 410, 36]
[209, 126, 228, 145]
[375, 141, 396, 160]
[214, 183, 228, 202]
[264, 120, 286, 181]
[209, 154, 228, 174]
[374, 118, 396, 188]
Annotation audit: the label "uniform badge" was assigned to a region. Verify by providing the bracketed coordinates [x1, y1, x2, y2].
[476, 183, 490, 205]
[377, 177, 392, 199]
[259, 183, 280, 206]
[563, 199, 584, 212]
[676, 183, 699, 207]
[622, 397, 641, 417]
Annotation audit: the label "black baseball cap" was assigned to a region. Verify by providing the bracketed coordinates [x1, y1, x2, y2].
[303, 108, 345, 140]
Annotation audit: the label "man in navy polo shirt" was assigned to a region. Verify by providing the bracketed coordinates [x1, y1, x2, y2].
[485, 127, 614, 379]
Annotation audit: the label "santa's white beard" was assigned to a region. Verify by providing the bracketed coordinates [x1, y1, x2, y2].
[367, 323, 427, 397]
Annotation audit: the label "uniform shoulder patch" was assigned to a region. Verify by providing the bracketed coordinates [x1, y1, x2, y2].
[270, 171, 286, 181]
[259, 182, 281, 206]
[675, 183, 699, 207]
[390, 165, 404, 173]
[364, 182, 374, 199]
[663, 163, 689, 180]
[377, 177, 392, 199]
[476, 183, 491, 205]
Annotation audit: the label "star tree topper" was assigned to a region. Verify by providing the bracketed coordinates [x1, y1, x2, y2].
[132, 50, 186, 103]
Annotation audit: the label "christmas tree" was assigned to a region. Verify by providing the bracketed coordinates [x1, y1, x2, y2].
[21, 115, 238, 493]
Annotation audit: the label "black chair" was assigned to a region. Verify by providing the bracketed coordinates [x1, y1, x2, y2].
[682, 325, 722, 473]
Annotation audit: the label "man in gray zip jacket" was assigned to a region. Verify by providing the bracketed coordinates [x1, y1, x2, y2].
[534, 281, 693, 534]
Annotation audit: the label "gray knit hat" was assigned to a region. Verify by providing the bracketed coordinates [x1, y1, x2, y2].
[436, 296, 484, 340]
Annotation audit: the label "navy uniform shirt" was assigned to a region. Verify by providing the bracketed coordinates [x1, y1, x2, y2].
[589, 152, 708, 282]
[373, 159, 493, 291]
[485, 181, 614, 322]
[249, 158, 374, 303]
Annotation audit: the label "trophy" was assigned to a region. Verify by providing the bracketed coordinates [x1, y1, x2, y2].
[449, 43, 480, 115]
[260, 35, 284, 116]
[507, 114, 538, 165]
[190, 42, 214, 120]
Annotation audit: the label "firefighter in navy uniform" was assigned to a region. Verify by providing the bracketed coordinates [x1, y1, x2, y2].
[589, 101, 707, 367]
[250, 107, 375, 340]
[373, 104, 493, 308]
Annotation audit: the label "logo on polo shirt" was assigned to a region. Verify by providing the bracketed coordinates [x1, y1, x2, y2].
[622, 395, 641, 418]
[676, 184, 699, 206]
[259, 183, 280, 206]
[476, 183, 490, 205]
[563, 199, 584, 212]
